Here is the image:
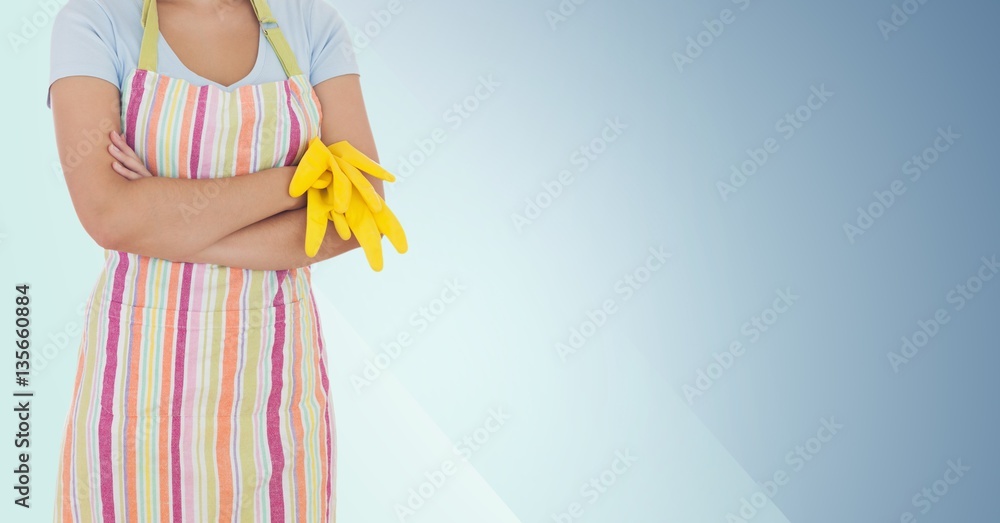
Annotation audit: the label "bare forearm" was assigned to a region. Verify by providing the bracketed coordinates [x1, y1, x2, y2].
[181, 208, 361, 270]
[109, 166, 304, 259]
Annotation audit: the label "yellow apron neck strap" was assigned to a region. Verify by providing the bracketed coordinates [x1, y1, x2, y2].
[138, 0, 303, 78]
[249, 0, 303, 78]
[138, 0, 159, 71]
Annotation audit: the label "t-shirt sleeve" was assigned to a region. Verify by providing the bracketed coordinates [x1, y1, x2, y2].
[47, 0, 122, 108]
[307, 0, 360, 85]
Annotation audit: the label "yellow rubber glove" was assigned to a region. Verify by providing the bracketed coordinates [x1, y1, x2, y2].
[329, 183, 408, 271]
[328, 141, 396, 183]
[329, 166, 351, 214]
[327, 141, 397, 213]
[329, 209, 352, 241]
[289, 138, 339, 257]
[330, 185, 408, 271]
[368, 192, 408, 255]
[318, 184, 352, 243]
[290, 136, 409, 263]
[288, 137, 336, 198]
[326, 139, 407, 269]
[294, 137, 391, 214]
[344, 186, 384, 271]
[305, 186, 334, 257]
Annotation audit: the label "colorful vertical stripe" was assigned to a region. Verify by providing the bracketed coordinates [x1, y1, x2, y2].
[52, 63, 333, 522]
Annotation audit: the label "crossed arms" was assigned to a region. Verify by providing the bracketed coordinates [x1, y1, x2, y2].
[48, 73, 383, 271]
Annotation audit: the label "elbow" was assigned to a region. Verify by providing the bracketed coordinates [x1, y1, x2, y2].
[102, 222, 197, 260]
[91, 224, 193, 260]
[90, 227, 121, 252]
[72, 179, 138, 252]
[88, 217, 134, 253]
[79, 206, 129, 252]
[81, 206, 151, 255]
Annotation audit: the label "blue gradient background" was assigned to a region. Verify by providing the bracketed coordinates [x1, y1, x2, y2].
[2, 0, 998, 521]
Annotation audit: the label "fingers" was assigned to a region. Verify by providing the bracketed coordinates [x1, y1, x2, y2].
[108, 144, 152, 177]
[288, 137, 408, 268]
[328, 141, 396, 182]
[289, 137, 336, 197]
[108, 130, 154, 178]
[318, 182, 338, 212]
[111, 160, 144, 180]
[329, 210, 351, 241]
[335, 156, 383, 213]
[345, 188, 384, 271]
[289, 164, 325, 197]
[353, 210, 383, 271]
[331, 167, 351, 214]
[371, 200, 408, 254]
[304, 187, 330, 258]
[313, 170, 332, 190]
[109, 129, 133, 154]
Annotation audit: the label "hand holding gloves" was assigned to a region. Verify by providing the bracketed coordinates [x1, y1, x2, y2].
[288, 137, 407, 271]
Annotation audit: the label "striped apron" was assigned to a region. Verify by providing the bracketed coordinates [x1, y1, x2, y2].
[53, 0, 336, 521]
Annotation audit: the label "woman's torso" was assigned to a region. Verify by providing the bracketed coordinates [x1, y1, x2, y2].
[89, 0, 324, 318]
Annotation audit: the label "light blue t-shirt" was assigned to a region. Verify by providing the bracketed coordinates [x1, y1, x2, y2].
[48, 0, 360, 107]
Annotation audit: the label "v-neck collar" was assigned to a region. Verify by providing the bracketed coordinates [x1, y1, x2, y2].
[157, 26, 268, 91]
[138, 0, 304, 86]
